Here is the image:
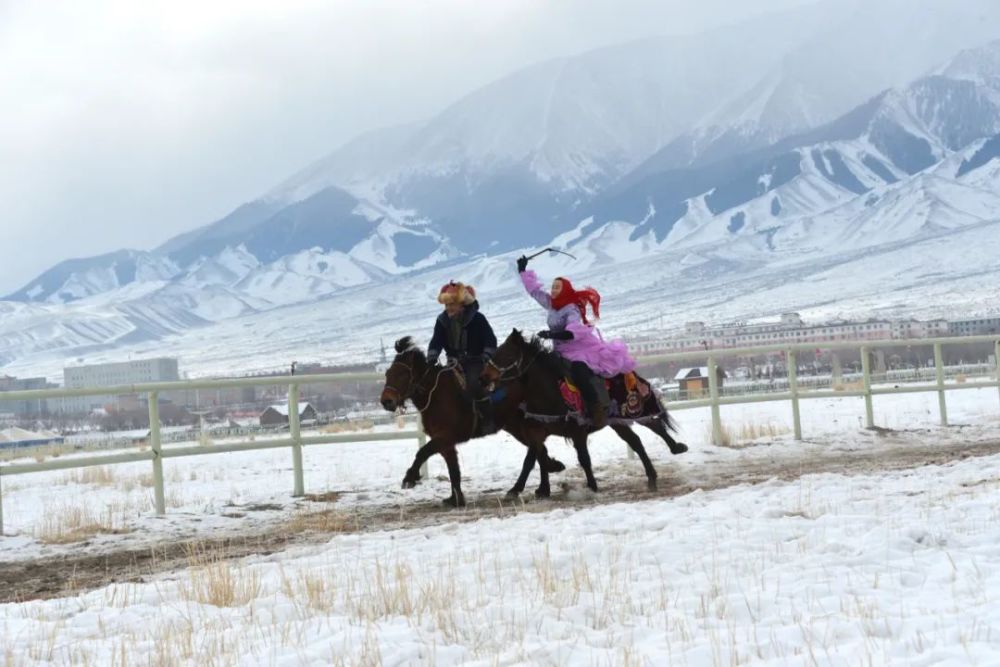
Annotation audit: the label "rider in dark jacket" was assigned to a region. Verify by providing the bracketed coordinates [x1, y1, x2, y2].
[428, 281, 498, 435]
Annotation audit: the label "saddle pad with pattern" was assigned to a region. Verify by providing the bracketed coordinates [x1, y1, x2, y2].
[540, 372, 664, 425]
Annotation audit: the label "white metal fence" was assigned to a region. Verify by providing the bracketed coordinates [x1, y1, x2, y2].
[1, 335, 999, 534]
[0, 373, 425, 534]
[641, 335, 1000, 446]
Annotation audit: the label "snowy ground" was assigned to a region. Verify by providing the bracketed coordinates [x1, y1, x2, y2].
[1, 388, 1000, 663]
[2, 385, 999, 561]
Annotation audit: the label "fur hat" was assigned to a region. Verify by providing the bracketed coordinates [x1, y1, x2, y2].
[437, 281, 476, 305]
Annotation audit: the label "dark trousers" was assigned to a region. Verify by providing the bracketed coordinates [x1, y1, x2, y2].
[458, 359, 485, 397]
[456, 358, 496, 435]
[570, 361, 599, 407]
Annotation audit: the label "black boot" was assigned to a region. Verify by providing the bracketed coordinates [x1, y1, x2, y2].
[572, 362, 607, 429]
[475, 399, 498, 437]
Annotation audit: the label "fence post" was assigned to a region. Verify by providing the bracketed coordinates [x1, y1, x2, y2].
[0, 469, 5, 535]
[995, 340, 1000, 412]
[788, 350, 802, 441]
[289, 384, 304, 497]
[148, 391, 166, 515]
[416, 417, 429, 479]
[708, 356, 723, 445]
[934, 343, 948, 426]
[861, 346, 874, 429]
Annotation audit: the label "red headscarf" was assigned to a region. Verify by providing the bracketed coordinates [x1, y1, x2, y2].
[551, 277, 601, 325]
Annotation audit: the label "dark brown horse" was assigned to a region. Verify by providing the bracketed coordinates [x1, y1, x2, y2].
[379, 337, 567, 507]
[481, 329, 687, 493]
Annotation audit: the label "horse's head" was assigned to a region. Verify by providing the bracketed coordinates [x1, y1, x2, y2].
[481, 328, 529, 386]
[380, 336, 428, 412]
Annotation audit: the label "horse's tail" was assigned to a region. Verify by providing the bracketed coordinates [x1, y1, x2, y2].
[636, 371, 677, 433]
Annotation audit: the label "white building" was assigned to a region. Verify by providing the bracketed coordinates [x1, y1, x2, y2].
[627, 314, 954, 356]
[57, 358, 180, 413]
[949, 317, 1000, 336]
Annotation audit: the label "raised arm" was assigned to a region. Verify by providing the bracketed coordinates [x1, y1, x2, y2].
[519, 269, 552, 310]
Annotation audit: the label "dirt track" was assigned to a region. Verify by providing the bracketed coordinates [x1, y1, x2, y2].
[3, 433, 1000, 604]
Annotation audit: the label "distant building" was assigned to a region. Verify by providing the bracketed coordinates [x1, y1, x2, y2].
[0, 427, 64, 450]
[259, 402, 318, 427]
[949, 317, 1000, 336]
[0, 376, 53, 416]
[56, 358, 180, 414]
[628, 314, 960, 356]
[674, 367, 726, 399]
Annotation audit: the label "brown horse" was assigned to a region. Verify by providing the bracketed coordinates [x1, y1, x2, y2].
[481, 329, 687, 493]
[379, 337, 567, 507]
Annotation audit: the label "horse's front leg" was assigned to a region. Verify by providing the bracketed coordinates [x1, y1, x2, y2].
[503, 419, 542, 498]
[508, 447, 536, 498]
[402, 438, 443, 488]
[522, 423, 565, 474]
[439, 444, 465, 507]
[535, 460, 551, 498]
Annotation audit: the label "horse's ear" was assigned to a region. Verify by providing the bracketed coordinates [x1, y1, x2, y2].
[394, 337, 412, 354]
[511, 328, 521, 338]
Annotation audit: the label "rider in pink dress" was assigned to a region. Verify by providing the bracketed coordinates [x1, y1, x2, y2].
[516, 255, 636, 428]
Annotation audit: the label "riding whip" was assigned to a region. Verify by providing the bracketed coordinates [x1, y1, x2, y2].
[525, 247, 578, 261]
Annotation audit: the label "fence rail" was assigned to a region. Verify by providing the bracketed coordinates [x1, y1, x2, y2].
[0, 373, 427, 534]
[1, 335, 999, 534]
[640, 334, 1000, 440]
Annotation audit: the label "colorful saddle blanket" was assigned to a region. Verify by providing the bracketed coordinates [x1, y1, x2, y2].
[526, 372, 666, 426]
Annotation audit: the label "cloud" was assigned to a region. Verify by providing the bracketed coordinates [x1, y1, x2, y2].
[0, 0, 814, 293]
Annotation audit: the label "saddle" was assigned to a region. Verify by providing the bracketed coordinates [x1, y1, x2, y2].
[549, 371, 661, 425]
[453, 361, 500, 436]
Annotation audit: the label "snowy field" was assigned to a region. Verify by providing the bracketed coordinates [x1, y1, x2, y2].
[2, 384, 998, 561]
[1, 387, 1000, 664]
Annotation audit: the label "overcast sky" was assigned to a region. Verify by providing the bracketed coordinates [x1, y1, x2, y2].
[0, 0, 814, 294]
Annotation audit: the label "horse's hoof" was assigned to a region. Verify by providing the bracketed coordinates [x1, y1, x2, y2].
[669, 442, 689, 455]
[442, 496, 457, 507]
[505, 488, 521, 499]
[535, 487, 551, 499]
[647, 479, 658, 491]
[401, 477, 418, 489]
[587, 482, 599, 493]
[543, 458, 566, 474]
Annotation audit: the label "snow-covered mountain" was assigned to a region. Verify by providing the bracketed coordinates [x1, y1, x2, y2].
[651, 0, 1000, 170]
[4, 5, 1000, 375]
[581, 43, 1000, 254]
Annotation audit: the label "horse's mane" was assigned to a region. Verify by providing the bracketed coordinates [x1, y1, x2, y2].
[512, 329, 569, 379]
[392, 336, 441, 369]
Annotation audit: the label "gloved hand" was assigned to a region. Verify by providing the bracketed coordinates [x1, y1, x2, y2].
[516, 255, 529, 273]
[537, 329, 573, 341]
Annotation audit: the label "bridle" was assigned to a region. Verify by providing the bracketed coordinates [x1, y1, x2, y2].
[383, 354, 454, 413]
[485, 342, 542, 383]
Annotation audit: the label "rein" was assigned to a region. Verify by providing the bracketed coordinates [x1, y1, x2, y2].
[386, 357, 455, 413]
[486, 343, 543, 383]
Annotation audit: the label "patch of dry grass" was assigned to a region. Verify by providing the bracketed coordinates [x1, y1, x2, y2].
[286, 508, 350, 534]
[321, 419, 375, 434]
[178, 543, 261, 608]
[712, 421, 792, 448]
[833, 380, 865, 392]
[33, 503, 133, 544]
[62, 466, 116, 486]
